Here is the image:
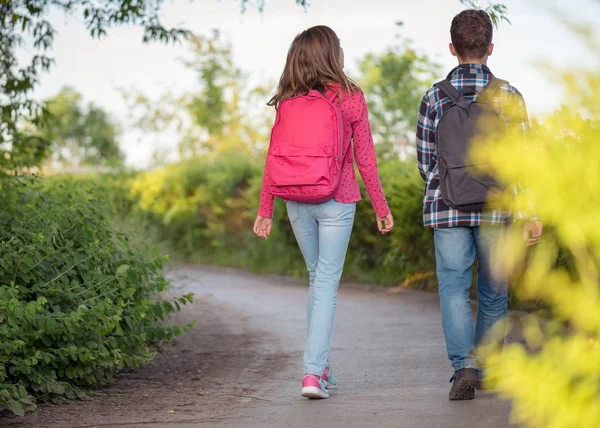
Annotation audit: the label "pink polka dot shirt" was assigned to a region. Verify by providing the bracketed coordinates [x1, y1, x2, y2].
[258, 88, 390, 219]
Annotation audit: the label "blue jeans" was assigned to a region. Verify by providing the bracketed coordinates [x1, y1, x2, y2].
[286, 199, 356, 376]
[434, 226, 508, 371]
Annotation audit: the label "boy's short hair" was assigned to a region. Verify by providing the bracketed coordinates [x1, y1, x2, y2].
[450, 9, 493, 60]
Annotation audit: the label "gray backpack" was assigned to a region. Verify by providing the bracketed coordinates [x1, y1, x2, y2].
[434, 76, 508, 212]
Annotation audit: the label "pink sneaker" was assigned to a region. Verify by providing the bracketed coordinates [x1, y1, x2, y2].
[322, 367, 338, 389]
[301, 374, 330, 399]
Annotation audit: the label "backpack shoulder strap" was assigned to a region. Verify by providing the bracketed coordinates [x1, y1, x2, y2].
[478, 75, 509, 101]
[434, 80, 462, 104]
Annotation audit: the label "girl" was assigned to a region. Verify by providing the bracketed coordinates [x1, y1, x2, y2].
[253, 25, 393, 399]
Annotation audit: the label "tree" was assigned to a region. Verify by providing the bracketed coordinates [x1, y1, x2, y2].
[124, 30, 272, 163]
[359, 28, 440, 157]
[0, 0, 186, 172]
[32, 87, 123, 167]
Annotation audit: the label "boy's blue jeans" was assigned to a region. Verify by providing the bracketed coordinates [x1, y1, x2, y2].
[434, 226, 508, 372]
[286, 199, 356, 376]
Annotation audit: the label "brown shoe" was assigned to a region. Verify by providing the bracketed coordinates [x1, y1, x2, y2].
[449, 368, 480, 400]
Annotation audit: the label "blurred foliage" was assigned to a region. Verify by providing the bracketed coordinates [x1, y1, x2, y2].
[474, 10, 600, 428]
[130, 153, 259, 255]
[26, 87, 124, 167]
[123, 31, 272, 164]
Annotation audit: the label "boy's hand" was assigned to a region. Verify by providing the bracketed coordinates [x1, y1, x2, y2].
[253, 216, 273, 240]
[377, 213, 394, 235]
[523, 221, 543, 246]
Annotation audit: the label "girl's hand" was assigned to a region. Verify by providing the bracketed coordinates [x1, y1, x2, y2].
[253, 216, 273, 240]
[377, 213, 394, 234]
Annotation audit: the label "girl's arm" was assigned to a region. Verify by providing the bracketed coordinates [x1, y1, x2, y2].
[257, 158, 275, 218]
[352, 92, 390, 218]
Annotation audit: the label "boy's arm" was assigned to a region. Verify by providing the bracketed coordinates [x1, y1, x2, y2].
[508, 88, 542, 243]
[416, 94, 435, 181]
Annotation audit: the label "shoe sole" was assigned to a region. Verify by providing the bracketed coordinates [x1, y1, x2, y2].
[325, 382, 338, 390]
[449, 379, 480, 401]
[301, 386, 330, 399]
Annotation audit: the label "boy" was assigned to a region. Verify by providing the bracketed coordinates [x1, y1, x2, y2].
[415, 9, 543, 401]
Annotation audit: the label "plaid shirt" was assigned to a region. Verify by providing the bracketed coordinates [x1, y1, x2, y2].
[416, 64, 530, 228]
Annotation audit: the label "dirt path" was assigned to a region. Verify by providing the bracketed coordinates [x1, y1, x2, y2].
[1, 266, 515, 428]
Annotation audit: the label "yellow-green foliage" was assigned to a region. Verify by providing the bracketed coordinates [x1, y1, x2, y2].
[129, 154, 259, 253]
[474, 24, 600, 428]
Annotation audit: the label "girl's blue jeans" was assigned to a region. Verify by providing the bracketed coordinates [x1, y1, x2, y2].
[286, 199, 356, 375]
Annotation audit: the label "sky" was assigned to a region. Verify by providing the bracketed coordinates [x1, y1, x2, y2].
[30, 0, 600, 167]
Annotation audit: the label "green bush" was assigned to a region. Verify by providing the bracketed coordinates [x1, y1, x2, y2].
[346, 158, 435, 286]
[0, 176, 193, 416]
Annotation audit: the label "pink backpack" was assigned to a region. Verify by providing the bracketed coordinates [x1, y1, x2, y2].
[266, 89, 343, 203]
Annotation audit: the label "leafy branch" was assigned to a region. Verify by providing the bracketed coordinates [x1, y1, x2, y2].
[459, 0, 511, 27]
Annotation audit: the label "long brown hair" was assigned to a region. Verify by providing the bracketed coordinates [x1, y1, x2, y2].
[268, 26, 360, 109]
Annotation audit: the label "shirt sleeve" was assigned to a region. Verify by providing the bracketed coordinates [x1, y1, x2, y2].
[416, 94, 435, 181]
[508, 88, 537, 221]
[352, 92, 390, 218]
[515, 90, 531, 135]
[257, 156, 275, 218]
